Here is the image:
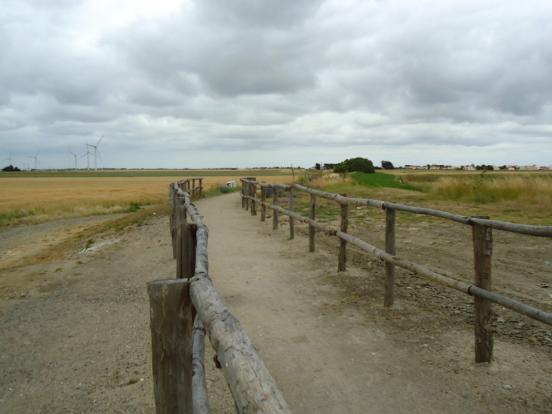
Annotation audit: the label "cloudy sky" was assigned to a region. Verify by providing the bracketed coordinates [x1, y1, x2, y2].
[1, 0, 551, 169]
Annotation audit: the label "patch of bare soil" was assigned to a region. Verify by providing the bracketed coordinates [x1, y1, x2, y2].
[0, 214, 131, 298]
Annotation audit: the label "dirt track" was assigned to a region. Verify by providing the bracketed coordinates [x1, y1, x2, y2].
[1, 193, 551, 413]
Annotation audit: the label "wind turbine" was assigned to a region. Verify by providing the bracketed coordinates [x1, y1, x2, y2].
[69, 151, 78, 170]
[4, 153, 13, 167]
[82, 143, 91, 170]
[86, 135, 103, 171]
[28, 153, 38, 170]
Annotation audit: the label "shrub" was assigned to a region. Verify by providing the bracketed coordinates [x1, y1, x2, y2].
[333, 157, 375, 174]
[128, 201, 141, 212]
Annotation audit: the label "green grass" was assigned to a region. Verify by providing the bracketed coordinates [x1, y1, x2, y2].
[127, 201, 142, 212]
[0, 209, 37, 226]
[350, 172, 418, 190]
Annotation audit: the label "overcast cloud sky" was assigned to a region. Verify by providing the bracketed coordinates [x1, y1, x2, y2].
[1, 0, 551, 168]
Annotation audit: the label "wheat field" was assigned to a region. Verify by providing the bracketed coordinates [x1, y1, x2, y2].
[0, 172, 294, 228]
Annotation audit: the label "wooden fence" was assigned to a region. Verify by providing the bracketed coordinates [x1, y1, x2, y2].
[147, 178, 290, 414]
[240, 177, 552, 363]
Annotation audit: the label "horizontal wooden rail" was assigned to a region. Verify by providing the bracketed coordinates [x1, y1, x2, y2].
[243, 195, 336, 235]
[240, 176, 552, 363]
[334, 231, 552, 325]
[241, 179, 552, 237]
[170, 182, 291, 414]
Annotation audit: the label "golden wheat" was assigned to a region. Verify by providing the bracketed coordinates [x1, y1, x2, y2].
[0, 174, 293, 227]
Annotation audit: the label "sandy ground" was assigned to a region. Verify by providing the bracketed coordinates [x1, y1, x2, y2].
[0, 192, 551, 413]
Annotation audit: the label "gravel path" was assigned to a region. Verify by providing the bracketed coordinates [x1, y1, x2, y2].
[0, 192, 550, 413]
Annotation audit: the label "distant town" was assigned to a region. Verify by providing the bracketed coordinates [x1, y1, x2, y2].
[317, 162, 551, 171]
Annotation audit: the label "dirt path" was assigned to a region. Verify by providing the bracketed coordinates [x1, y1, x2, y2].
[0, 193, 551, 413]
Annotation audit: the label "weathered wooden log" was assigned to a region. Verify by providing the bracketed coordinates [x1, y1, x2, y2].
[338, 201, 348, 271]
[467, 285, 552, 325]
[309, 194, 316, 252]
[384, 208, 396, 307]
[472, 219, 493, 362]
[148, 278, 193, 414]
[189, 275, 291, 414]
[272, 187, 279, 230]
[272, 183, 291, 190]
[192, 317, 210, 414]
[288, 188, 295, 240]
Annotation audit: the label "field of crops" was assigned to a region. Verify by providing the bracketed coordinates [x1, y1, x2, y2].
[0, 169, 295, 228]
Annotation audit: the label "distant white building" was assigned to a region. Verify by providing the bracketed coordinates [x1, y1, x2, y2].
[404, 165, 426, 170]
[519, 165, 539, 171]
[226, 180, 237, 188]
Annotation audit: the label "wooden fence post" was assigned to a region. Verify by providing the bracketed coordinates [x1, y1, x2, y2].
[250, 182, 257, 216]
[272, 187, 279, 230]
[147, 278, 193, 414]
[170, 186, 177, 259]
[245, 181, 250, 211]
[177, 223, 197, 279]
[288, 188, 295, 240]
[198, 178, 203, 198]
[240, 180, 245, 209]
[171, 190, 183, 260]
[260, 186, 266, 222]
[384, 208, 396, 307]
[309, 194, 316, 252]
[472, 217, 493, 363]
[338, 201, 348, 271]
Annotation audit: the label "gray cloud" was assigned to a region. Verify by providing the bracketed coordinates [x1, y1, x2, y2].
[1, 0, 551, 168]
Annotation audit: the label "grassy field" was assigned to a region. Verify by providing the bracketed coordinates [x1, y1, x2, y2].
[0, 170, 295, 228]
[296, 170, 552, 225]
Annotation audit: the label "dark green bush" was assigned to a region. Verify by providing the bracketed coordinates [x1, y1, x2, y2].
[128, 201, 141, 212]
[334, 157, 375, 174]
